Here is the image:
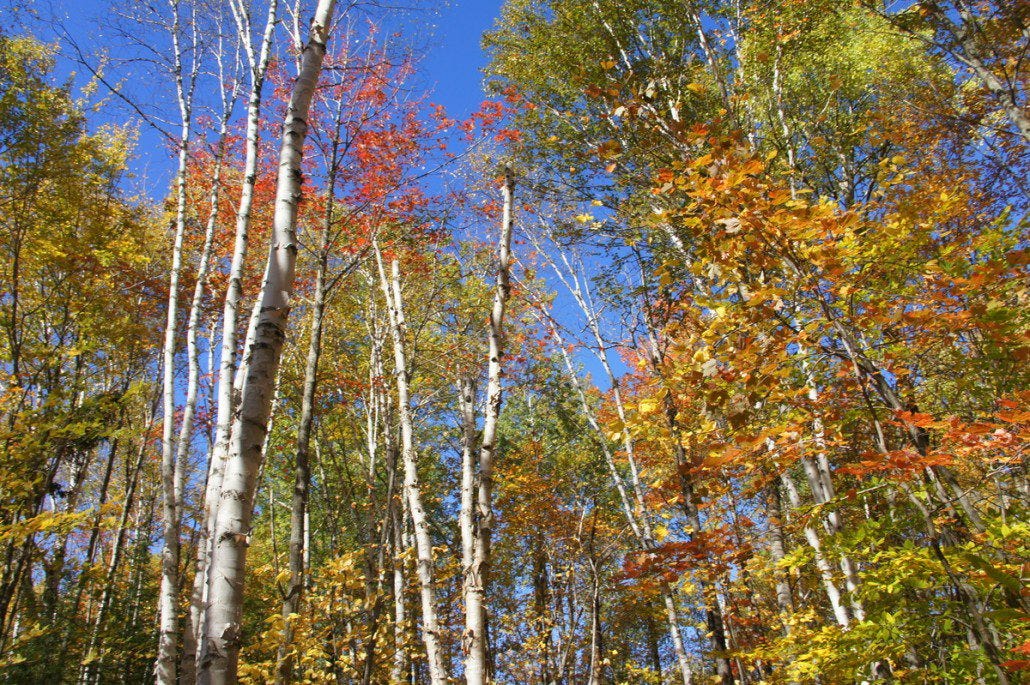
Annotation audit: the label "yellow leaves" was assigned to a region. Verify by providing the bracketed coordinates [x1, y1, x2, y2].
[606, 417, 625, 443]
[575, 213, 594, 223]
[0, 510, 91, 543]
[638, 397, 659, 415]
[740, 158, 765, 176]
[701, 445, 741, 469]
[685, 82, 705, 94]
[690, 153, 713, 169]
[654, 523, 670, 541]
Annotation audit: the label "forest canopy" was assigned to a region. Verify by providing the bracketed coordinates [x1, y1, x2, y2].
[0, 0, 1026, 683]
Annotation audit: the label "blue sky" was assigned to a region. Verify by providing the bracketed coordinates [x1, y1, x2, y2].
[21, 0, 622, 387]
[31, 0, 504, 195]
[421, 0, 504, 119]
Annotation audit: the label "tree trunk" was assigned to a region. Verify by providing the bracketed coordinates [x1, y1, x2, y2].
[275, 165, 333, 684]
[198, 2, 335, 681]
[373, 244, 448, 684]
[462, 168, 515, 685]
[765, 483, 794, 626]
[81, 411, 153, 685]
[180, 72, 236, 685]
[192, 0, 278, 666]
[157, 4, 196, 676]
[536, 308, 693, 685]
[781, 471, 851, 628]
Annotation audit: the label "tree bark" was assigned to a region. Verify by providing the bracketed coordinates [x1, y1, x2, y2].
[180, 58, 238, 683]
[157, 2, 197, 678]
[275, 159, 334, 684]
[81, 409, 154, 685]
[462, 168, 515, 685]
[192, 0, 278, 667]
[781, 471, 851, 629]
[373, 243, 448, 685]
[197, 2, 336, 681]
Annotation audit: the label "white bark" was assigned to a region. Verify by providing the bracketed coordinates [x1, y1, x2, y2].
[529, 307, 693, 685]
[391, 457, 410, 684]
[457, 375, 478, 663]
[183, 32, 241, 681]
[526, 234, 697, 685]
[373, 242, 448, 685]
[462, 168, 515, 685]
[781, 471, 851, 629]
[192, 0, 278, 667]
[198, 1, 336, 681]
[797, 350, 865, 622]
[157, 2, 198, 679]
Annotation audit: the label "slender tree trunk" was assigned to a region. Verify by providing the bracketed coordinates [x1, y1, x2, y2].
[193, 0, 278, 666]
[587, 568, 603, 685]
[391, 463, 409, 685]
[60, 416, 124, 664]
[81, 411, 153, 685]
[531, 533, 552, 684]
[781, 471, 851, 628]
[180, 68, 237, 683]
[157, 4, 197, 676]
[373, 244, 448, 685]
[535, 308, 693, 685]
[765, 483, 794, 626]
[275, 166, 334, 684]
[657, 393, 734, 683]
[457, 375, 478, 666]
[198, 3, 336, 681]
[462, 168, 515, 685]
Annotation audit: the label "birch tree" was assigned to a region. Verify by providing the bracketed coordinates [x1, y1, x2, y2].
[198, 1, 336, 681]
[373, 241, 449, 685]
[192, 0, 278, 666]
[460, 167, 515, 684]
[155, 0, 197, 672]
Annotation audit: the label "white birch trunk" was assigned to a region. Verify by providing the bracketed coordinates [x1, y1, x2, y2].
[198, 2, 335, 681]
[182, 41, 239, 682]
[531, 240, 697, 685]
[531, 306, 693, 685]
[373, 242, 448, 685]
[462, 168, 515, 685]
[457, 375, 478, 666]
[157, 3, 197, 678]
[781, 471, 851, 628]
[192, 0, 278, 665]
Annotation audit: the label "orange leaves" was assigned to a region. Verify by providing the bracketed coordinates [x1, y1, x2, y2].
[838, 448, 955, 478]
[997, 396, 1030, 425]
[700, 444, 742, 470]
[1003, 640, 1030, 672]
[891, 410, 943, 429]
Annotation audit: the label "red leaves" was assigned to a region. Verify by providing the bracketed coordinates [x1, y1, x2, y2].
[838, 448, 955, 478]
[892, 410, 941, 429]
[1002, 640, 1030, 672]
